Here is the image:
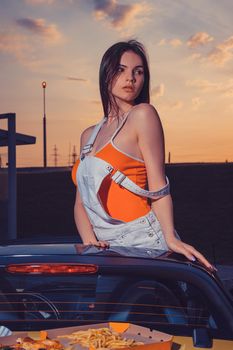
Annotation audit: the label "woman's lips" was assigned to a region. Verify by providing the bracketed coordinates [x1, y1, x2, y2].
[123, 86, 134, 92]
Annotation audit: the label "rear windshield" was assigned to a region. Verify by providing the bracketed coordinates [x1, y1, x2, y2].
[1, 259, 232, 340]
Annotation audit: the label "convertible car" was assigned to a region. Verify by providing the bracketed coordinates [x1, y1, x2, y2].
[0, 243, 232, 349]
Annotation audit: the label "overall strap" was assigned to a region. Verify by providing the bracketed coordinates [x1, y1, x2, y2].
[81, 107, 133, 159]
[111, 106, 135, 142]
[80, 117, 107, 159]
[111, 171, 170, 200]
[110, 105, 170, 200]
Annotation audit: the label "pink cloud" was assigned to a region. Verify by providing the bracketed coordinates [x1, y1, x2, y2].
[0, 32, 29, 61]
[186, 79, 220, 92]
[169, 38, 183, 47]
[25, 0, 56, 4]
[152, 84, 165, 98]
[158, 38, 183, 48]
[187, 32, 214, 48]
[161, 100, 183, 110]
[92, 0, 151, 32]
[187, 78, 233, 97]
[192, 97, 203, 110]
[207, 36, 233, 66]
[187, 35, 233, 67]
[158, 38, 183, 47]
[16, 18, 63, 44]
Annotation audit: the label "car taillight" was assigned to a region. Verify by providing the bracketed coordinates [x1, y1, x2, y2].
[6, 263, 98, 274]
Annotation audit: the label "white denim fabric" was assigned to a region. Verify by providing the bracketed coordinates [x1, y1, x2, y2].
[94, 209, 169, 249]
[77, 152, 174, 249]
[77, 111, 174, 250]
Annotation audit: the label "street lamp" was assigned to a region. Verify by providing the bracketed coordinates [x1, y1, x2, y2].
[42, 81, 47, 167]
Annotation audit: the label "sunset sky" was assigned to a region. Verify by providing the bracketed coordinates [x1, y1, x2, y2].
[0, 0, 232, 167]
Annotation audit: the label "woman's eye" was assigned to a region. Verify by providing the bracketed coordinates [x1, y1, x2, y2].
[135, 69, 144, 75]
[117, 67, 124, 72]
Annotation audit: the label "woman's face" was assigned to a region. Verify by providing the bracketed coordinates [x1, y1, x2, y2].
[111, 50, 145, 106]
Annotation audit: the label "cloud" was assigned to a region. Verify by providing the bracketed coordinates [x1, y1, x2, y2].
[187, 32, 214, 48]
[158, 39, 166, 46]
[187, 34, 233, 67]
[187, 52, 202, 61]
[192, 97, 203, 110]
[221, 79, 233, 97]
[92, 0, 151, 32]
[158, 38, 182, 47]
[0, 31, 30, 62]
[170, 101, 183, 110]
[66, 77, 88, 82]
[170, 38, 183, 47]
[223, 87, 233, 97]
[151, 84, 165, 98]
[91, 100, 101, 105]
[0, 30, 56, 70]
[16, 18, 63, 44]
[25, 0, 56, 4]
[186, 79, 220, 92]
[218, 36, 233, 51]
[160, 100, 183, 110]
[206, 36, 233, 66]
[187, 78, 233, 97]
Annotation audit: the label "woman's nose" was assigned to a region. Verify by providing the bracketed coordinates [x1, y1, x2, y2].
[126, 73, 135, 83]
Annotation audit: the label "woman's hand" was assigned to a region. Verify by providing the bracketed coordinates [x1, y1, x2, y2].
[84, 240, 110, 249]
[166, 236, 217, 271]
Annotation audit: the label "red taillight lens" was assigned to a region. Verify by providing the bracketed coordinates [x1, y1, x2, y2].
[6, 263, 98, 274]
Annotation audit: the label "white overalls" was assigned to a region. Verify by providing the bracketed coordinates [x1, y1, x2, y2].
[76, 112, 172, 250]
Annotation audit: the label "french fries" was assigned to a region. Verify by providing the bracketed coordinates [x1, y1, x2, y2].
[58, 327, 144, 349]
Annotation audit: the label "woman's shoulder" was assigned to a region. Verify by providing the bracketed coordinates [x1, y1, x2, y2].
[128, 104, 164, 144]
[80, 124, 96, 147]
[128, 103, 161, 126]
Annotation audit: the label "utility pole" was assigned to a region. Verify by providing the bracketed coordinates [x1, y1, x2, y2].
[168, 151, 171, 164]
[68, 142, 71, 166]
[42, 81, 47, 167]
[72, 145, 77, 165]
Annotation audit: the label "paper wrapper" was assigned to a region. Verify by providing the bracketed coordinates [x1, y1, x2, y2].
[0, 322, 173, 350]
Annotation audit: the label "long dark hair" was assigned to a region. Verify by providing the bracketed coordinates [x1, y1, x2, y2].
[99, 40, 150, 117]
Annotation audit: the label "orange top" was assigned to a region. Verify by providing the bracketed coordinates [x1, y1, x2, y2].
[72, 143, 151, 222]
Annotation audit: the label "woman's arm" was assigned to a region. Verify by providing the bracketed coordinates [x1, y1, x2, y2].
[134, 103, 215, 270]
[74, 127, 109, 248]
[74, 187, 97, 244]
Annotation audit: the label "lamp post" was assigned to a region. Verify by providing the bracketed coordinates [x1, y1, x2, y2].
[42, 81, 47, 167]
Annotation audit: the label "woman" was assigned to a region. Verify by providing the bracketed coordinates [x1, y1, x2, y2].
[72, 40, 215, 270]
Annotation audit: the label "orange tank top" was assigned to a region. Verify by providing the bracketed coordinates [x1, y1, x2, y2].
[72, 141, 151, 222]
